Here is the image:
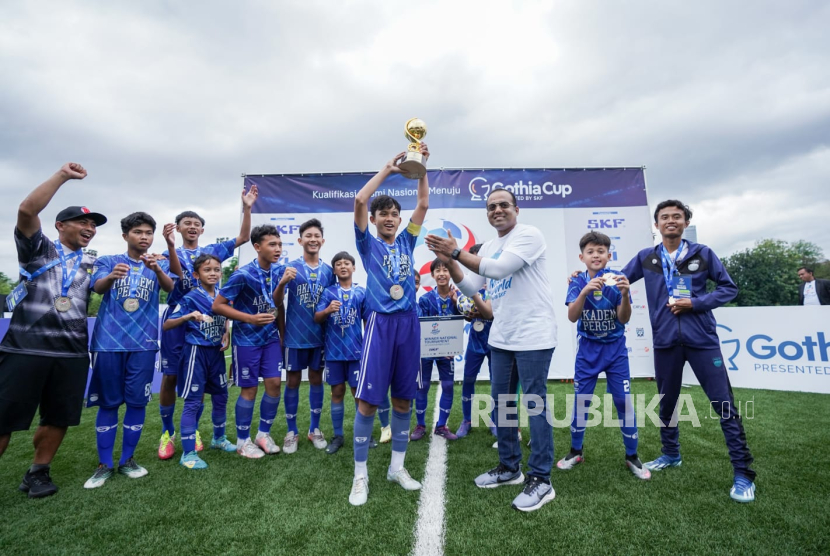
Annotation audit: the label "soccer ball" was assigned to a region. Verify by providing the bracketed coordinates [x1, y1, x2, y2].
[456, 294, 475, 318]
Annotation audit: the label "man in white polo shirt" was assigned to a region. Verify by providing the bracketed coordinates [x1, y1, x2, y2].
[425, 188, 558, 512]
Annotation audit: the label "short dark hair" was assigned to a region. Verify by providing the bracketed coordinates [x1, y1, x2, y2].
[469, 243, 482, 255]
[193, 253, 222, 272]
[299, 218, 324, 237]
[370, 195, 401, 216]
[579, 231, 611, 252]
[175, 211, 205, 226]
[486, 187, 518, 207]
[251, 224, 280, 245]
[331, 251, 355, 267]
[120, 212, 157, 234]
[798, 266, 814, 274]
[654, 200, 692, 223]
[430, 258, 448, 273]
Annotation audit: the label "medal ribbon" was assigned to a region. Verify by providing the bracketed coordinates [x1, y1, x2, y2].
[377, 238, 401, 284]
[659, 241, 686, 296]
[126, 257, 146, 299]
[50, 243, 85, 297]
[257, 263, 276, 309]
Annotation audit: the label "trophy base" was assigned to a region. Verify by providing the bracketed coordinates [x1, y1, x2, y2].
[398, 151, 426, 180]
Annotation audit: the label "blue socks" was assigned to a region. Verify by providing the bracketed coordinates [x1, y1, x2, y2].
[259, 394, 281, 434]
[120, 406, 145, 465]
[415, 386, 430, 427]
[391, 409, 411, 454]
[212, 395, 228, 440]
[570, 394, 593, 451]
[285, 386, 299, 435]
[95, 407, 119, 468]
[377, 396, 391, 428]
[462, 377, 476, 422]
[614, 395, 639, 456]
[331, 401, 345, 437]
[309, 384, 324, 432]
[353, 411, 375, 464]
[437, 380, 454, 427]
[181, 399, 200, 453]
[160, 404, 175, 436]
[235, 397, 255, 441]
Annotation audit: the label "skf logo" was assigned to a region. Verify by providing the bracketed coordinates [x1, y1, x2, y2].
[276, 224, 301, 236]
[587, 218, 625, 229]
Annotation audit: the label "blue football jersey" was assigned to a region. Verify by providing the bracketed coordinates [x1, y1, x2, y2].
[467, 288, 492, 355]
[170, 288, 228, 346]
[316, 284, 367, 361]
[284, 258, 335, 349]
[565, 269, 629, 343]
[221, 259, 284, 346]
[355, 221, 419, 315]
[90, 254, 170, 352]
[164, 239, 236, 307]
[418, 289, 460, 317]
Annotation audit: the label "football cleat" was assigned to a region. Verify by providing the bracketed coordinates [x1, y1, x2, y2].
[434, 425, 458, 440]
[195, 431, 204, 452]
[379, 425, 392, 444]
[180, 451, 208, 470]
[210, 435, 237, 452]
[84, 464, 113, 489]
[117, 458, 149, 479]
[730, 476, 756, 503]
[410, 424, 426, 441]
[645, 454, 682, 471]
[455, 420, 472, 438]
[626, 457, 651, 480]
[349, 475, 369, 506]
[255, 433, 281, 455]
[387, 468, 421, 491]
[158, 431, 175, 460]
[556, 450, 584, 470]
[283, 431, 299, 454]
[237, 438, 266, 459]
[326, 435, 345, 455]
[308, 428, 328, 450]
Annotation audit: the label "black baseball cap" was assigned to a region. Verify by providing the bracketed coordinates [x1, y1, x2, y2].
[55, 206, 108, 226]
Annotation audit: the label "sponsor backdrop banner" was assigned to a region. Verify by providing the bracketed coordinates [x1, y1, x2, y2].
[683, 306, 830, 394]
[239, 168, 656, 380]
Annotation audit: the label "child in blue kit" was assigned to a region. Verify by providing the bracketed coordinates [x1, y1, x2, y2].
[163, 254, 236, 469]
[84, 212, 181, 489]
[413, 258, 461, 441]
[558, 231, 650, 480]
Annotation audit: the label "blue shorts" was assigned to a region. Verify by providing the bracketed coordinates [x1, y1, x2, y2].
[325, 360, 360, 388]
[574, 336, 631, 399]
[356, 310, 419, 405]
[285, 346, 324, 372]
[420, 357, 454, 383]
[178, 344, 229, 401]
[232, 340, 283, 388]
[160, 305, 185, 376]
[87, 351, 157, 408]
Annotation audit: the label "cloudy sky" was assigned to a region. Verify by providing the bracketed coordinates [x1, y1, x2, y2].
[1, 1, 828, 276]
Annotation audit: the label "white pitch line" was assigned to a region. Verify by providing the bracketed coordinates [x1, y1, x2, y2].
[412, 387, 448, 556]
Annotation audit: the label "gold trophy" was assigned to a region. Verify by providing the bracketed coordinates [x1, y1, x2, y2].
[398, 118, 427, 179]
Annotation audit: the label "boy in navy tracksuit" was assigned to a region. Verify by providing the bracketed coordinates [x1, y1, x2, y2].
[621, 199, 756, 502]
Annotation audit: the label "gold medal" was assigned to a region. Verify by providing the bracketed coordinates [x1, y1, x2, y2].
[473, 320, 485, 332]
[55, 296, 72, 312]
[123, 298, 140, 312]
[389, 284, 404, 300]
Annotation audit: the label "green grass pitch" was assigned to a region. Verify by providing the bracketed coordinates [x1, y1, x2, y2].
[1, 380, 827, 555]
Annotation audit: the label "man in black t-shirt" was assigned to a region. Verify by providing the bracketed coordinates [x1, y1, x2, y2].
[0, 162, 107, 498]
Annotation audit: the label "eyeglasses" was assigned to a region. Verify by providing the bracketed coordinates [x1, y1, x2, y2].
[486, 202, 514, 213]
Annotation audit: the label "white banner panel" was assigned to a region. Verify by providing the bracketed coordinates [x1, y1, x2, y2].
[682, 306, 830, 394]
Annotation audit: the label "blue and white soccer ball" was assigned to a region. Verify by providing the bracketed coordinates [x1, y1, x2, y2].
[456, 294, 475, 318]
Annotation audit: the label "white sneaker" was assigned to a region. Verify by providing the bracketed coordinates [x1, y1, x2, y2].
[307, 428, 328, 450]
[349, 475, 369, 506]
[379, 425, 392, 444]
[387, 468, 422, 491]
[283, 431, 299, 454]
[237, 438, 266, 459]
[255, 433, 281, 455]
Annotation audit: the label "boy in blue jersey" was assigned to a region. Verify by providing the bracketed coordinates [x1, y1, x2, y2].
[84, 212, 181, 489]
[213, 225, 285, 459]
[158, 185, 257, 460]
[314, 251, 368, 454]
[557, 232, 650, 480]
[349, 145, 430, 506]
[413, 259, 461, 441]
[274, 218, 335, 453]
[621, 200, 755, 502]
[163, 254, 236, 469]
[457, 244, 495, 438]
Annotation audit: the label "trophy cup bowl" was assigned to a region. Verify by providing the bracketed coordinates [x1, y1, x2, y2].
[398, 118, 427, 180]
